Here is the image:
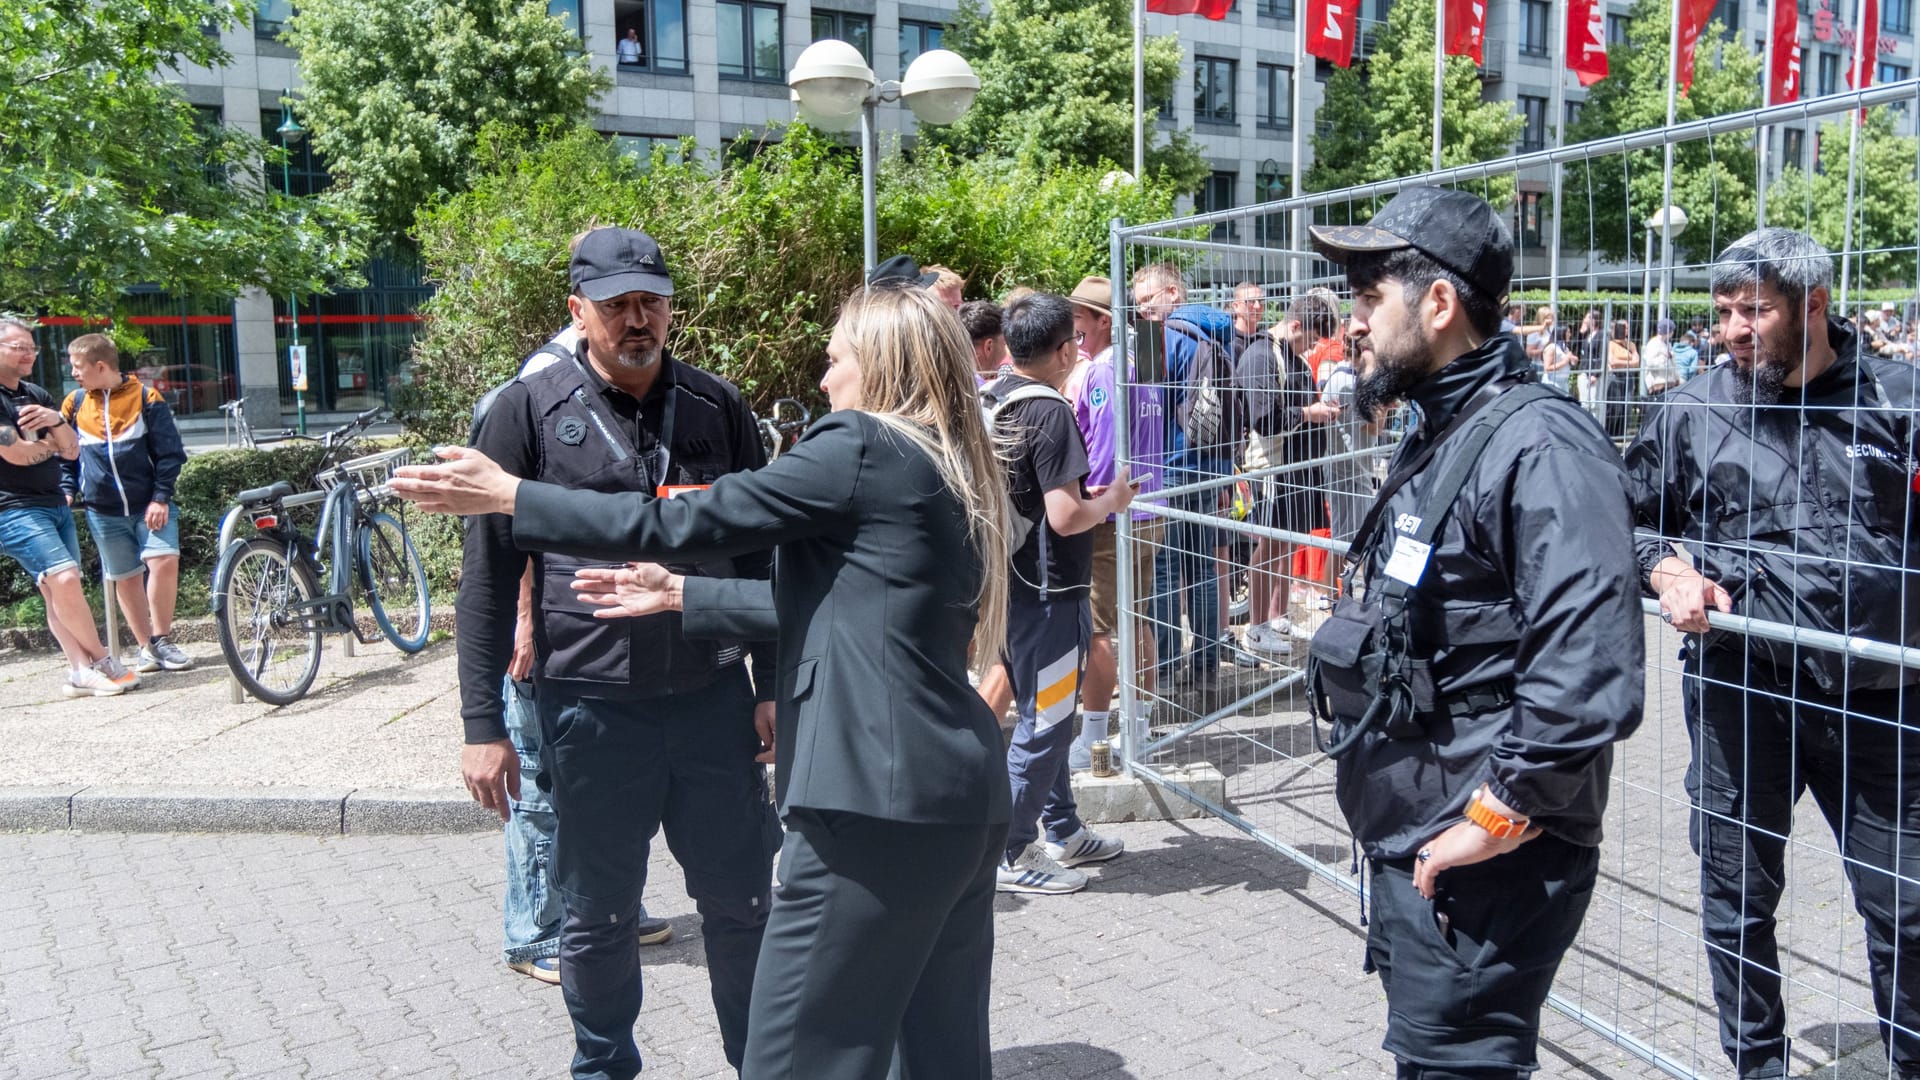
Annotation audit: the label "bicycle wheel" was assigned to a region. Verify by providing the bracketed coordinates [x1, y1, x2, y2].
[358, 510, 431, 653]
[214, 538, 323, 706]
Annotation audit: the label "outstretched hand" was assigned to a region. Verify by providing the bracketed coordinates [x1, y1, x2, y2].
[390, 446, 520, 516]
[572, 562, 686, 620]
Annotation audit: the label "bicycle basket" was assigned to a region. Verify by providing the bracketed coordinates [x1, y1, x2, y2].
[316, 447, 412, 497]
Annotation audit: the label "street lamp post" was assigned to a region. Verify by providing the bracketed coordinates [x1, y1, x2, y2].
[788, 41, 980, 274]
[276, 94, 309, 434]
[1640, 204, 1689, 340]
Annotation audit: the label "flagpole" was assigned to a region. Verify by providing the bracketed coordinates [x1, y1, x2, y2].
[1838, 0, 1868, 310]
[1547, 0, 1567, 334]
[1134, 0, 1146, 179]
[1292, 1, 1308, 286]
[1758, 0, 1775, 224]
[1432, 0, 1445, 170]
[1657, 0, 1681, 327]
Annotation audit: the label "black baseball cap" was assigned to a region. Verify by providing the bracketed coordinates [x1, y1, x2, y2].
[868, 254, 939, 289]
[570, 228, 675, 302]
[1308, 186, 1513, 304]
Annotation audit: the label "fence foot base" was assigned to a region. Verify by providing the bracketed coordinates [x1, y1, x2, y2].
[1076, 763, 1224, 824]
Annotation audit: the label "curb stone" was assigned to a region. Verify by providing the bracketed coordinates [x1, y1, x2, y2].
[0, 785, 500, 835]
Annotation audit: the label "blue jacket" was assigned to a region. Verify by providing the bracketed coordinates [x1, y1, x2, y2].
[59, 375, 187, 515]
[1161, 303, 1238, 477]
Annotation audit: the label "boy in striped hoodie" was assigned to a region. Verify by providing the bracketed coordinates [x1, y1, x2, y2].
[60, 335, 192, 672]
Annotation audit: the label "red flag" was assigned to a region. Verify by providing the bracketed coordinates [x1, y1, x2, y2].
[1146, 0, 1234, 17]
[1847, 0, 1879, 90]
[1768, 0, 1801, 104]
[1306, 0, 1362, 67]
[1444, 0, 1487, 64]
[1675, 0, 1719, 92]
[1569, 0, 1610, 87]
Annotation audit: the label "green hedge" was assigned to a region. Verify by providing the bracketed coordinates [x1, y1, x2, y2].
[2, 442, 462, 630]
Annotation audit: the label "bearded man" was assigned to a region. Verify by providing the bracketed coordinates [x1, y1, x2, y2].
[1308, 187, 1644, 1079]
[1625, 226, 1920, 1080]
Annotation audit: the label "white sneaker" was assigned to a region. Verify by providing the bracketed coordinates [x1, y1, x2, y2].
[1243, 622, 1294, 656]
[138, 635, 194, 672]
[63, 658, 135, 698]
[996, 845, 1088, 895]
[1043, 827, 1125, 868]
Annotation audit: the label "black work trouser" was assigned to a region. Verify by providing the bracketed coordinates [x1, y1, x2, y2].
[1366, 835, 1598, 1077]
[538, 668, 779, 1080]
[1684, 652, 1920, 1079]
[741, 808, 1006, 1080]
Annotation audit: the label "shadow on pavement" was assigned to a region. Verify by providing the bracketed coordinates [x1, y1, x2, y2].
[1043, 827, 1315, 898]
[992, 1041, 1134, 1079]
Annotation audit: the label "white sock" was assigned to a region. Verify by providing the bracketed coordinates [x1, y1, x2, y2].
[1079, 712, 1111, 750]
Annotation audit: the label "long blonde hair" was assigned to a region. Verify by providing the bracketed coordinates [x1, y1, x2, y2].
[835, 285, 1010, 674]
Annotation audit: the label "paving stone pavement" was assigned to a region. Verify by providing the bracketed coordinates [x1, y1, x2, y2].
[0, 820, 1678, 1080]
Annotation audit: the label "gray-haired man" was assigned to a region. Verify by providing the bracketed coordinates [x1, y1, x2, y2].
[1624, 227, 1920, 1079]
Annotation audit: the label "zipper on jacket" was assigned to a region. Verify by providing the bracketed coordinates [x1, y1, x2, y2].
[102, 386, 130, 516]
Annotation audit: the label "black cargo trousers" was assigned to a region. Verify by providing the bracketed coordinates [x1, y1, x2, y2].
[1684, 650, 1920, 1079]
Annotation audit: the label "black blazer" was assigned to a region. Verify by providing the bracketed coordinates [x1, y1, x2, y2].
[514, 410, 1012, 826]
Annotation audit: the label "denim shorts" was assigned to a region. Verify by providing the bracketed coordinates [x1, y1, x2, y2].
[86, 510, 181, 580]
[0, 505, 83, 585]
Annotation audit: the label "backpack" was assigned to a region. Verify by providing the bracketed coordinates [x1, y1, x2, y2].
[981, 378, 1074, 597]
[1167, 318, 1235, 451]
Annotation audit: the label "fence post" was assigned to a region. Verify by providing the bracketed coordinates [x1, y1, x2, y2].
[1109, 216, 1141, 766]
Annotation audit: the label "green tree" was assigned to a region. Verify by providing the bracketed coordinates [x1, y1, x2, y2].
[921, 0, 1206, 194]
[1765, 113, 1920, 288]
[0, 0, 363, 316]
[1305, 0, 1523, 212]
[286, 0, 609, 241]
[1562, 0, 1761, 264]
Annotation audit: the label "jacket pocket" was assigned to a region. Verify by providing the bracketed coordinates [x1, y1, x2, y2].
[538, 562, 630, 684]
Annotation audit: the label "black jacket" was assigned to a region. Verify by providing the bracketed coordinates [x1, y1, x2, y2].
[456, 350, 772, 742]
[1624, 317, 1919, 692]
[1337, 335, 1645, 858]
[1232, 329, 1325, 469]
[512, 410, 1013, 827]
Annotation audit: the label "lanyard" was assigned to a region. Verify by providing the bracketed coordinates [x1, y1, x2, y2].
[569, 351, 679, 489]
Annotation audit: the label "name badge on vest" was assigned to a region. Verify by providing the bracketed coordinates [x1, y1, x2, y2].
[1382, 536, 1432, 587]
[657, 484, 710, 499]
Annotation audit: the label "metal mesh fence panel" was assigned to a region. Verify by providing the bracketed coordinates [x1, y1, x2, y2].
[1107, 81, 1920, 1079]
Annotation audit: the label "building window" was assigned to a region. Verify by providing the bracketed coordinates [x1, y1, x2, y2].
[1564, 99, 1584, 130]
[1518, 94, 1548, 152]
[614, 0, 689, 72]
[1258, 0, 1294, 16]
[1373, 0, 1395, 19]
[1517, 191, 1544, 247]
[1254, 170, 1291, 247]
[611, 134, 684, 171]
[1520, 0, 1551, 55]
[900, 20, 944, 74]
[811, 10, 872, 62]
[273, 256, 430, 414]
[1816, 50, 1841, 96]
[261, 109, 330, 197]
[1711, 0, 1739, 33]
[719, 1, 783, 82]
[548, 0, 583, 40]
[1882, 62, 1911, 115]
[1197, 171, 1238, 241]
[192, 105, 226, 188]
[1606, 13, 1630, 45]
[255, 0, 293, 38]
[1257, 64, 1293, 130]
[1888, 0, 1914, 34]
[1193, 56, 1236, 124]
[1782, 126, 1807, 170]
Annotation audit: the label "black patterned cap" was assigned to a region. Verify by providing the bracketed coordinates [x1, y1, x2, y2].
[1309, 186, 1513, 303]
[570, 228, 674, 302]
[868, 254, 939, 289]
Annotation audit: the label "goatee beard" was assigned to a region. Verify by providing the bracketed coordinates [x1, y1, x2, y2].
[1730, 360, 1789, 405]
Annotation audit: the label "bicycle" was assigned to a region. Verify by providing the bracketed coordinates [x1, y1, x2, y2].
[218, 398, 312, 450]
[210, 407, 432, 705]
[757, 398, 812, 461]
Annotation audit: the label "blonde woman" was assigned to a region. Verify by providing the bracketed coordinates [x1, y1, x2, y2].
[393, 283, 1012, 1080]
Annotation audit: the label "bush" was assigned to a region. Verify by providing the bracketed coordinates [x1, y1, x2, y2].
[403, 121, 1184, 447]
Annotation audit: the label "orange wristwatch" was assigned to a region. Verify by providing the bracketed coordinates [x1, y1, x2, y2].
[1464, 787, 1530, 840]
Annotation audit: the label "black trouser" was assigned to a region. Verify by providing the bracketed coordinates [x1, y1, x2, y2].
[741, 808, 1005, 1080]
[1366, 835, 1598, 1078]
[538, 668, 778, 1080]
[1684, 652, 1920, 1079]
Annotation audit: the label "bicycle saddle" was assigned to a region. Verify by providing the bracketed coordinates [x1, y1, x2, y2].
[237, 481, 295, 505]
